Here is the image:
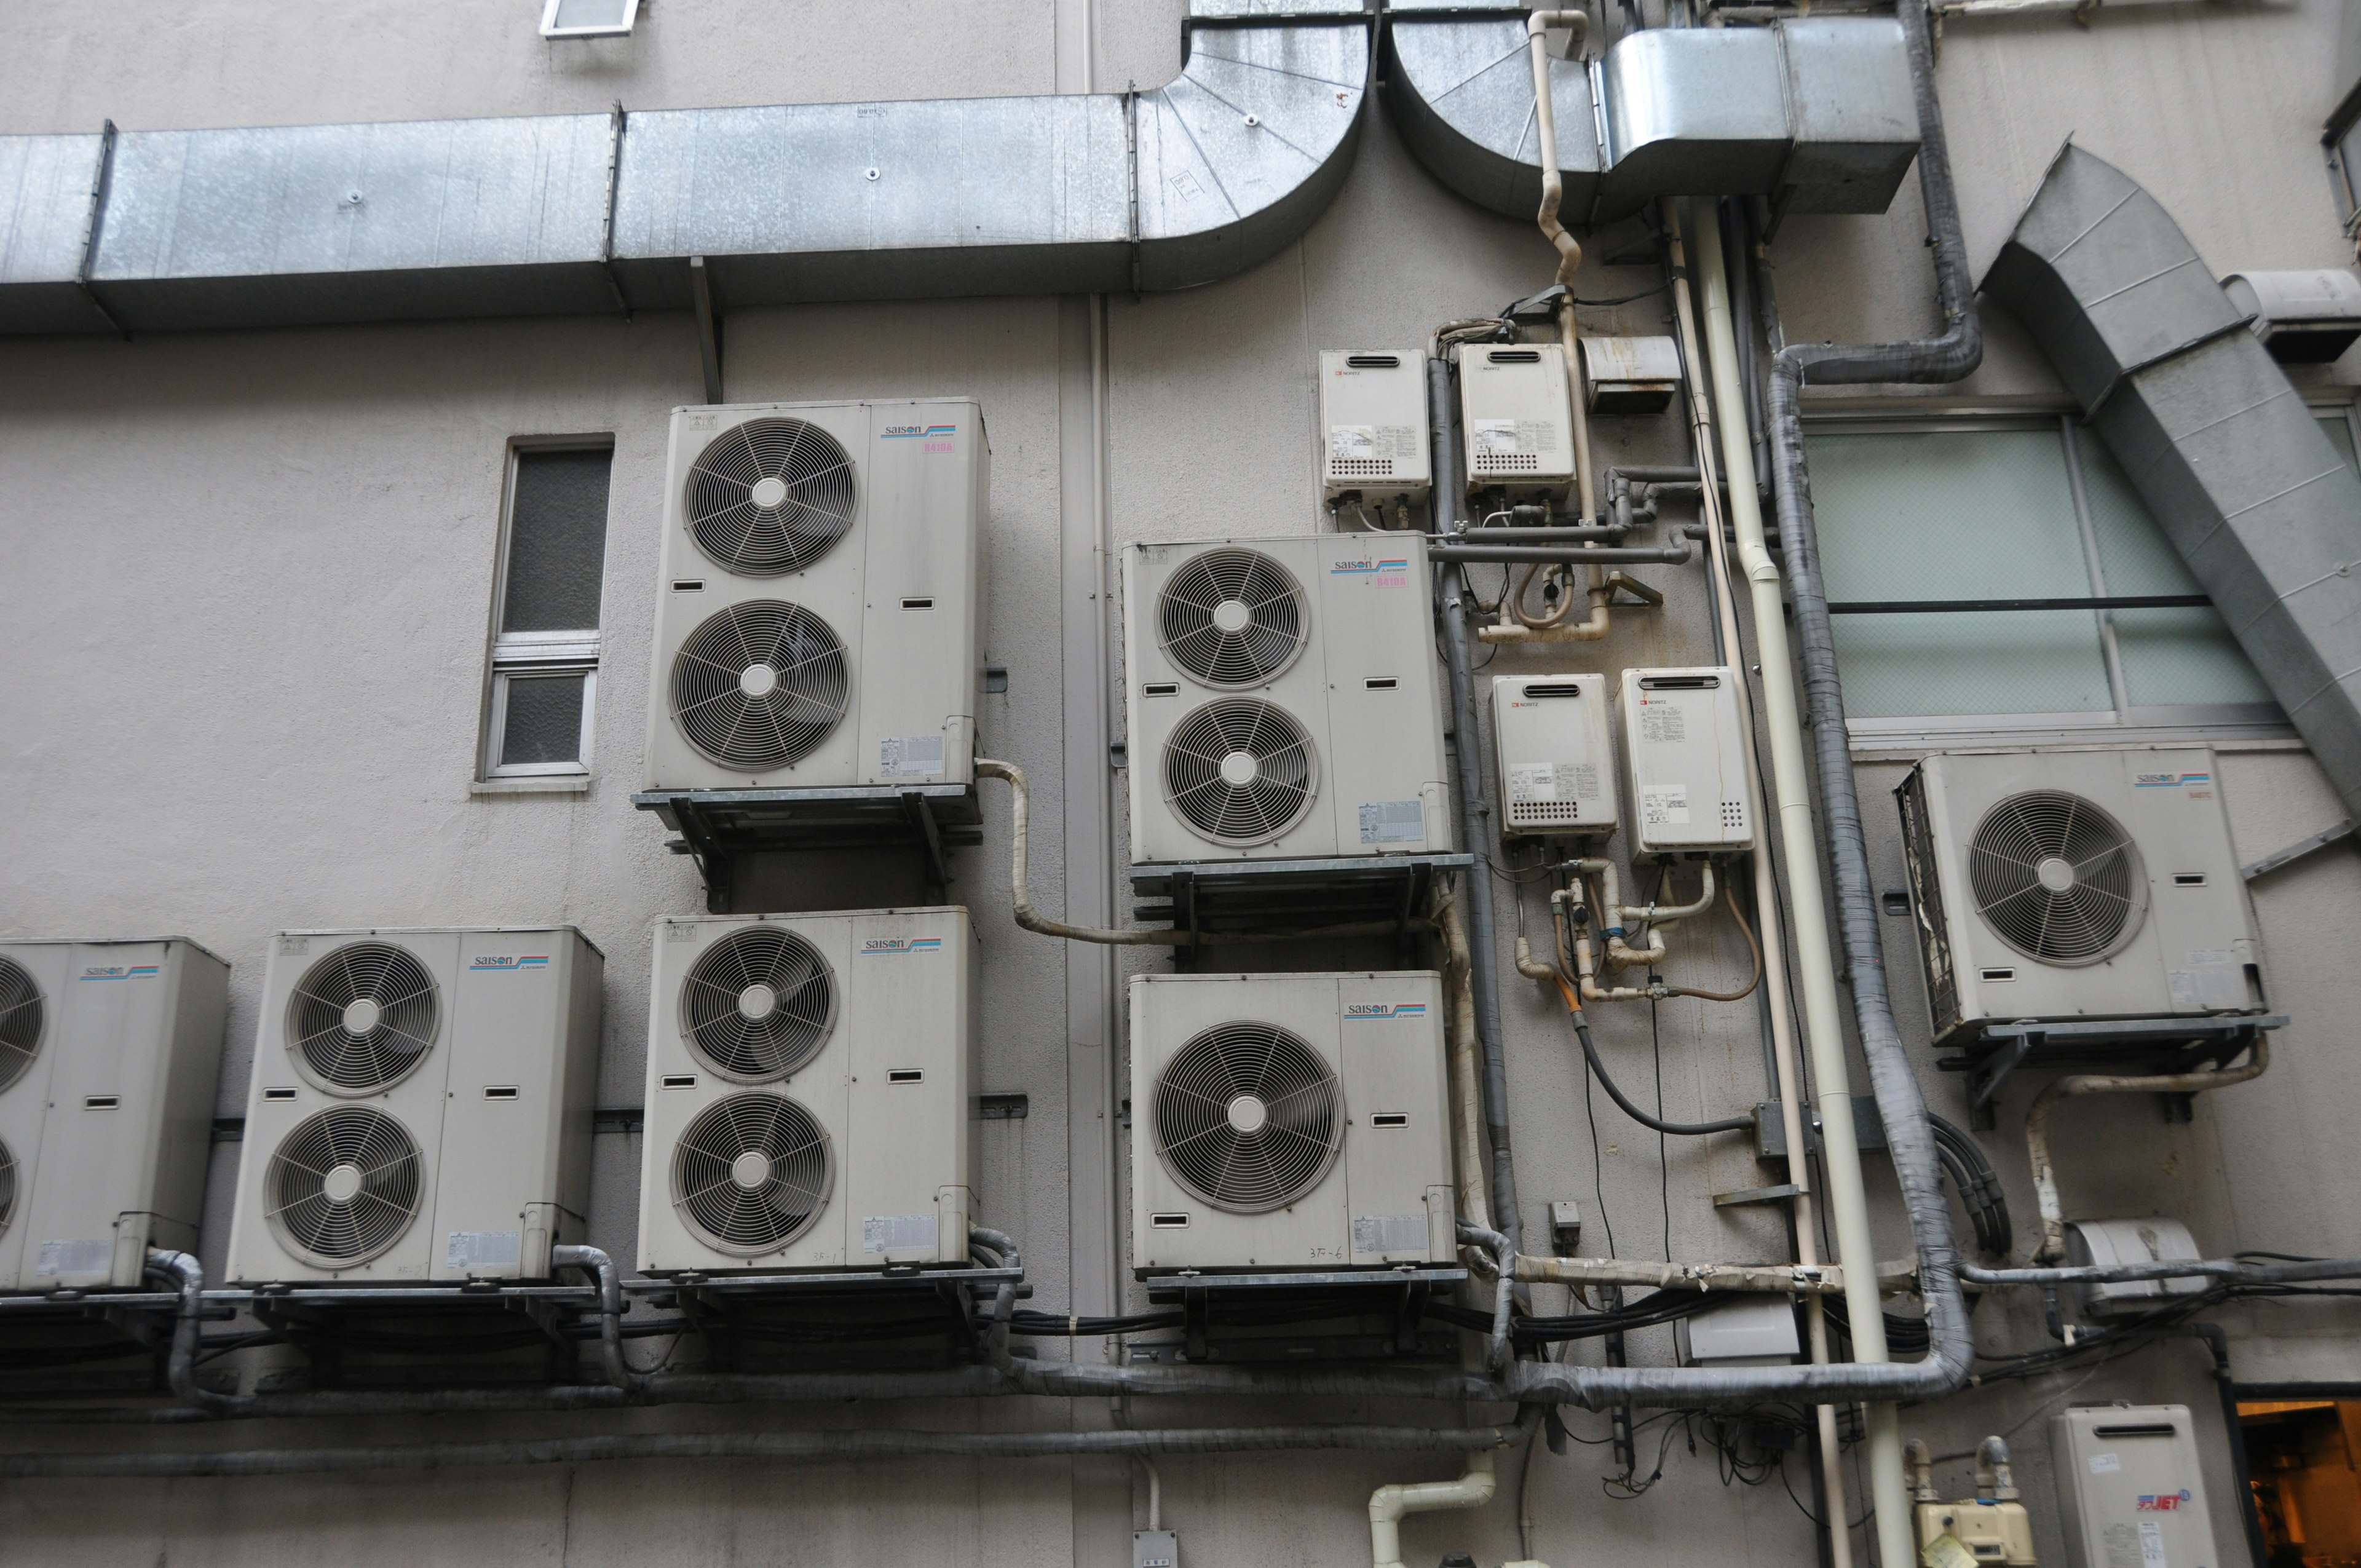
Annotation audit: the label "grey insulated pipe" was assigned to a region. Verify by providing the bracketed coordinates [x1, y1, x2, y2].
[1757, 0, 1980, 1401]
[1428, 354, 1526, 1258]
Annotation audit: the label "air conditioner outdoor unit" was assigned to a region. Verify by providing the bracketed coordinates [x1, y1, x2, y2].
[0, 940, 227, 1293]
[1129, 972, 1454, 1277]
[225, 928, 601, 1286]
[1896, 749, 2265, 1046]
[639, 909, 976, 1275]
[1123, 535, 1454, 866]
[644, 400, 987, 793]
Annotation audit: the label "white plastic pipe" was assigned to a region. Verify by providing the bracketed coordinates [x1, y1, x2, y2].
[1524, 9, 1597, 526]
[1680, 204, 1907, 1568]
[1370, 1452, 1497, 1568]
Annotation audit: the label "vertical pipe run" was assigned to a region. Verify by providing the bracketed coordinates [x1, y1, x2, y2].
[1430, 357, 1526, 1256]
[1680, 205, 1910, 1568]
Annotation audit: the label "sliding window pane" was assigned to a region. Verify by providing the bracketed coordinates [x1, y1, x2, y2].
[1806, 430, 2110, 718]
[2077, 437, 2274, 709]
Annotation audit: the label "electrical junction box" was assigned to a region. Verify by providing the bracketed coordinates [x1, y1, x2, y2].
[2065, 1216, 2208, 1320]
[1913, 1499, 2036, 1566]
[1579, 336, 1683, 415]
[1458, 343, 1576, 496]
[1319, 350, 1430, 506]
[0, 939, 229, 1293]
[2051, 1405, 2219, 1568]
[1493, 674, 1617, 837]
[1619, 667, 1756, 857]
[1129, 972, 1454, 1277]
[1133, 1529, 1178, 1568]
[1895, 748, 2265, 1047]
[1674, 1296, 1799, 1367]
[2221, 269, 2361, 363]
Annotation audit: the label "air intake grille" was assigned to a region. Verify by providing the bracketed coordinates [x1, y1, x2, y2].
[1153, 1021, 1342, 1214]
[1162, 699, 1318, 845]
[683, 418, 857, 575]
[1157, 549, 1308, 688]
[671, 601, 848, 772]
[0, 958, 41, 1095]
[1969, 791, 2144, 965]
[287, 943, 439, 1095]
[1472, 453, 1541, 473]
[681, 928, 836, 1082]
[266, 1106, 422, 1267]
[673, 1094, 834, 1255]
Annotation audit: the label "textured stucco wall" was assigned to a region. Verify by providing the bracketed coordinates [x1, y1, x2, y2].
[1, 2, 2358, 1566]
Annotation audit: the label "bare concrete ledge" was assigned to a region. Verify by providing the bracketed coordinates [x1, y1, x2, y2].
[469, 777, 593, 797]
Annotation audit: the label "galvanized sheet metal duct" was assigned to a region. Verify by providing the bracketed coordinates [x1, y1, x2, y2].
[0, 1, 1368, 335]
[1984, 144, 2361, 816]
[1382, 10, 1919, 223]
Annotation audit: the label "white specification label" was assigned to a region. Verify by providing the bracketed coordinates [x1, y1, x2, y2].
[1352, 1214, 1429, 1254]
[1472, 419, 1558, 454]
[1329, 424, 1420, 461]
[2139, 1518, 2168, 1568]
[1640, 785, 1691, 826]
[1638, 703, 1688, 745]
[2090, 1452, 2122, 1474]
[1358, 799, 1425, 844]
[879, 734, 946, 778]
[863, 1213, 938, 1254]
[1509, 762, 1600, 803]
[445, 1230, 522, 1271]
[36, 1240, 112, 1278]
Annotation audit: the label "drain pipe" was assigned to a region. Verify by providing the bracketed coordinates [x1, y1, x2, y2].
[1370, 1409, 1543, 1568]
[1436, 889, 1495, 1233]
[1430, 355, 1527, 1257]
[2020, 1043, 2271, 1264]
[1746, 0, 1983, 1560]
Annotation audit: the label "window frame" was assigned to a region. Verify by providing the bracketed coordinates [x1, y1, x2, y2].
[1803, 406, 2292, 751]
[539, 0, 638, 40]
[479, 437, 613, 782]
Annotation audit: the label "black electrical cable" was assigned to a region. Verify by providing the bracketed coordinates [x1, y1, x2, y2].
[1926, 1112, 2013, 1258]
[1569, 1010, 1754, 1137]
[1651, 998, 1672, 1259]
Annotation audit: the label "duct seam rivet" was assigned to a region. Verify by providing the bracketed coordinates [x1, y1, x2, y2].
[864, 167, 880, 181]
[1243, 114, 1260, 128]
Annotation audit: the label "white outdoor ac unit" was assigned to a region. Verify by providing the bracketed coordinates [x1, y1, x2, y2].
[1123, 535, 1454, 865]
[225, 928, 601, 1286]
[0, 940, 227, 1293]
[639, 908, 976, 1275]
[1129, 972, 1454, 1276]
[1896, 749, 2265, 1045]
[644, 400, 987, 792]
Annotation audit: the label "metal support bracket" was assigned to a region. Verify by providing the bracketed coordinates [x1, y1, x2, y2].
[689, 254, 724, 404]
[2242, 818, 2355, 881]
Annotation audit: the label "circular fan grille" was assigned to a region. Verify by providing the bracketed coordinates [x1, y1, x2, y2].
[1155, 1022, 1343, 1214]
[265, 1106, 422, 1267]
[684, 418, 858, 575]
[673, 1094, 834, 1255]
[681, 928, 836, 1082]
[1162, 699, 1318, 845]
[1969, 790, 2146, 965]
[670, 601, 849, 772]
[286, 943, 439, 1095]
[0, 1136, 17, 1236]
[1157, 548, 1308, 688]
[0, 957, 42, 1095]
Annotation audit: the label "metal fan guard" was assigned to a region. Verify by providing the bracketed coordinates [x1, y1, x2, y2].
[0, 1137, 17, 1236]
[1968, 790, 2148, 967]
[670, 600, 850, 772]
[284, 942, 441, 1097]
[1161, 698, 1319, 847]
[679, 927, 838, 1082]
[264, 1106, 424, 1269]
[1153, 1021, 1343, 1215]
[672, 1093, 836, 1256]
[1156, 548, 1310, 689]
[683, 417, 858, 576]
[0, 957, 43, 1096]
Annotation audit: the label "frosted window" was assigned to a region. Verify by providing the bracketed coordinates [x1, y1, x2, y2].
[501, 449, 611, 634]
[499, 674, 588, 766]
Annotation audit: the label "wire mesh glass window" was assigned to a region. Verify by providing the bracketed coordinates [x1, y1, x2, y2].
[483, 445, 611, 778]
[1804, 416, 2285, 741]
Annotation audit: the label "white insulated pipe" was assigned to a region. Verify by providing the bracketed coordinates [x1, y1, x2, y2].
[1525, 9, 1597, 528]
[1369, 1452, 1498, 1568]
[1679, 204, 1904, 1568]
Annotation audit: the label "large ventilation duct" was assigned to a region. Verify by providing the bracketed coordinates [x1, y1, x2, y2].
[1984, 144, 2361, 818]
[0, 2, 1367, 335]
[1382, 9, 1919, 223]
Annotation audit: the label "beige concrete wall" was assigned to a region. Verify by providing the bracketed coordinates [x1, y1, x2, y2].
[1, 2, 2357, 1565]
